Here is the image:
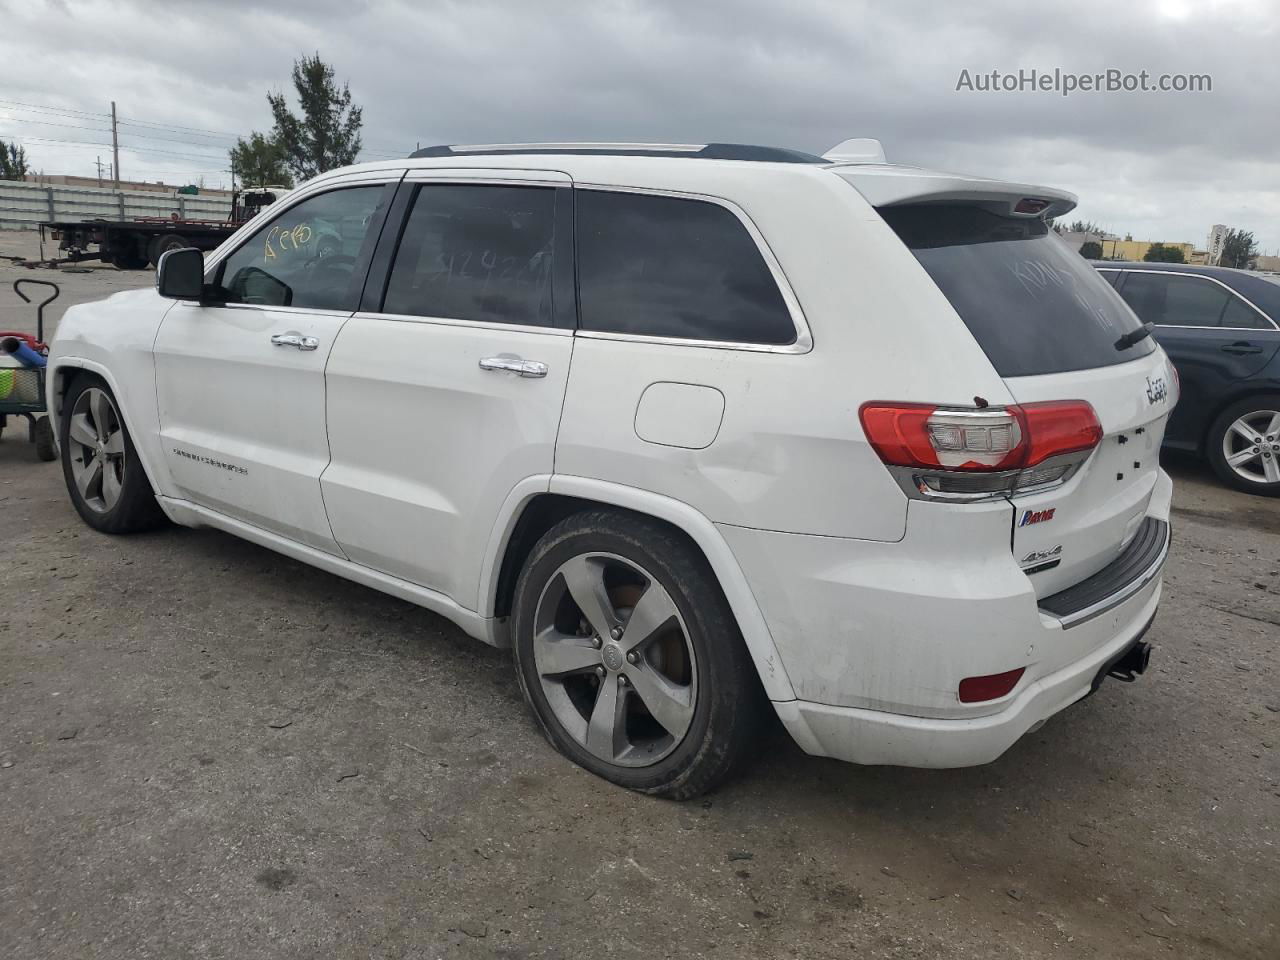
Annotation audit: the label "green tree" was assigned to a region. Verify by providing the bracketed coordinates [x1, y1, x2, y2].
[0, 139, 29, 179]
[1143, 243, 1186, 264]
[267, 53, 363, 181]
[1067, 219, 1104, 235]
[1220, 229, 1258, 269]
[229, 131, 293, 188]
[1079, 240, 1104, 260]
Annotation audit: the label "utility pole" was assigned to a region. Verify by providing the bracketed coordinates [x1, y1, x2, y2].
[110, 100, 120, 189]
[95, 156, 104, 188]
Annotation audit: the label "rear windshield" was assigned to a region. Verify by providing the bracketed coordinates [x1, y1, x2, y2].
[880, 205, 1154, 377]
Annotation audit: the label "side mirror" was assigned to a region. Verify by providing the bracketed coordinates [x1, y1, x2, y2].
[156, 247, 206, 301]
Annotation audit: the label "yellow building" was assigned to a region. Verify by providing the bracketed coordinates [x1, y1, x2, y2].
[1099, 238, 1196, 262]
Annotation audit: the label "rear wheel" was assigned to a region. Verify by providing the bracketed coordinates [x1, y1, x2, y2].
[110, 248, 147, 270]
[1207, 395, 1280, 496]
[59, 375, 166, 532]
[511, 510, 761, 799]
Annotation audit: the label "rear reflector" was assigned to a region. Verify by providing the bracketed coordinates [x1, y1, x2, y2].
[859, 401, 1101, 472]
[958, 667, 1026, 703]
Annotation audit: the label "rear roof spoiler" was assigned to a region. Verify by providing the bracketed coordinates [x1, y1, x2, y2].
[834, 165, 1078, 219]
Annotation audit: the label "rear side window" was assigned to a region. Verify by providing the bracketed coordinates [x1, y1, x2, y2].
[1119, 272, 1270, 330]
[1222, 296, 1271, 330]
[880, 205, 1154, 377]
[383, 184, 556, 326]
[576, 190, 795, 345]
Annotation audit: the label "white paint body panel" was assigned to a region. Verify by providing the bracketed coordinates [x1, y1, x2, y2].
[321, 315, 574, 608]
[154, 301, 349, 554]
[634, 382, 725, 450]
[44, 149, 1171, 771]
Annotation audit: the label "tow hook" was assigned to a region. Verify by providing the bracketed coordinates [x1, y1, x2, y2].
[1107, 641, 1152, 683]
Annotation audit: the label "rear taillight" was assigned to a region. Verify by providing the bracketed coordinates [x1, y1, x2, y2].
[859, 400, 1102, 500]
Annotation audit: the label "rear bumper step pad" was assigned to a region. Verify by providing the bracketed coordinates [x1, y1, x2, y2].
[1039, 517, 1170, 628]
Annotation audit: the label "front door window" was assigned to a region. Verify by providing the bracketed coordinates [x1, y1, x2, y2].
[214, 186, 388, 311]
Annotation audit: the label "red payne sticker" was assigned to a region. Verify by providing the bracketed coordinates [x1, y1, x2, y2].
[1019, 507, 1056, 527]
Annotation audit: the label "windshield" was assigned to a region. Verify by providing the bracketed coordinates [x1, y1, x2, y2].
[880, 204, 1155, 377]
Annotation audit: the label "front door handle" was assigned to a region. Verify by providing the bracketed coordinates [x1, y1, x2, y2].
[1221, 341, 1263, 355]
[271, 332, 319, 351]
[479, 356, 548, 378]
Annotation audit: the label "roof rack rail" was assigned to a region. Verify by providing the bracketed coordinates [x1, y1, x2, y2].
[408, 142, 827, 164]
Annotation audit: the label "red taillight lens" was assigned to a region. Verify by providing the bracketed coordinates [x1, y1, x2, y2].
[858, 401, 1101, 472]
[857, 403, 944, 468]
[1014, 400, 1103, 467]
[958, 667, 1025, 703]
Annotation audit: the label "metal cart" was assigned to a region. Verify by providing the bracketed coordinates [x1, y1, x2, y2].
[0, 279, 60, 461]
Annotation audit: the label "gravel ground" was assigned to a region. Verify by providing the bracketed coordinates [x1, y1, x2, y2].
[1, 233, 1277, 959]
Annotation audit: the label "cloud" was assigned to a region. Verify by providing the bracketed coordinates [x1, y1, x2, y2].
[2, 0, 1277, 250]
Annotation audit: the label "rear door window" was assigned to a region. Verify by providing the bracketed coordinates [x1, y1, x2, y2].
[382, 184, 557, 326]
[880, 205, 1154, 377]
[1118, 272, 1230, 327]
[575, 190, 796, 345]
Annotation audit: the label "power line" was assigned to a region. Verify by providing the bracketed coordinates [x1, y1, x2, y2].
[8, 135, 232, 164]
[6, 98, 408, 156]
[118, 115, 246, 139]
[0, 98, 107, 121]
[0, 115, 113, 135]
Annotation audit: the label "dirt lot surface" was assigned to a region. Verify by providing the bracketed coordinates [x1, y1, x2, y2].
[1, 233, 1277, 959]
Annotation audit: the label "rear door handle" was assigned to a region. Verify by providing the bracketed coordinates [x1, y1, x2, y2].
[271, 332, 319, 351]
[1220, 341, 1263, 355]
[479, 356, 548, 378]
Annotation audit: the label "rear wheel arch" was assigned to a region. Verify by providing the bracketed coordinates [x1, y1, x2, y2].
[488, 484, 796, 702]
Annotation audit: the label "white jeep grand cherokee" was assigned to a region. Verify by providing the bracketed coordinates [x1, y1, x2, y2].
[46, 139, 1175, 798]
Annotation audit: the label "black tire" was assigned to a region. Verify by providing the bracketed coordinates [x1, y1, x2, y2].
[148, 234, 188, 269]
[33, 415, 56, 461]
[1206, 393, 1280, 496]
[511, 509, 762, 799]
[110, 249, 147, 270]
[59, 374, 166, 533]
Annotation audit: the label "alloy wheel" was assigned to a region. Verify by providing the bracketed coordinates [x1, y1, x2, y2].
[1221, 409, 1280, 485]
[531, 552, 697, 767]
[68, 387, 127, 512]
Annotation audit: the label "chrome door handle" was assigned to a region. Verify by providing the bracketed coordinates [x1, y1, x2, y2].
[479, 356, 548, 378]
[271, 332, 319, 351]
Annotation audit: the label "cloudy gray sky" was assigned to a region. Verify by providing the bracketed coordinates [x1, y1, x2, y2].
[2, 0, 1278, 250]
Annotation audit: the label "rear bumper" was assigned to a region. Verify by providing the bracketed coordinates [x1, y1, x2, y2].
[774, 579, 1160, 767]
[719, 468, 1173, 768]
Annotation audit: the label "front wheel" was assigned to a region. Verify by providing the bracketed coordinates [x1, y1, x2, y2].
[1207, 395, 1280, 496]
[60, 375, 166, 532]
[511, 510, 762, 799]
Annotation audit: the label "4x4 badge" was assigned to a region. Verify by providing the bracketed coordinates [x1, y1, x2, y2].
[1020, 544, 1063, 567]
